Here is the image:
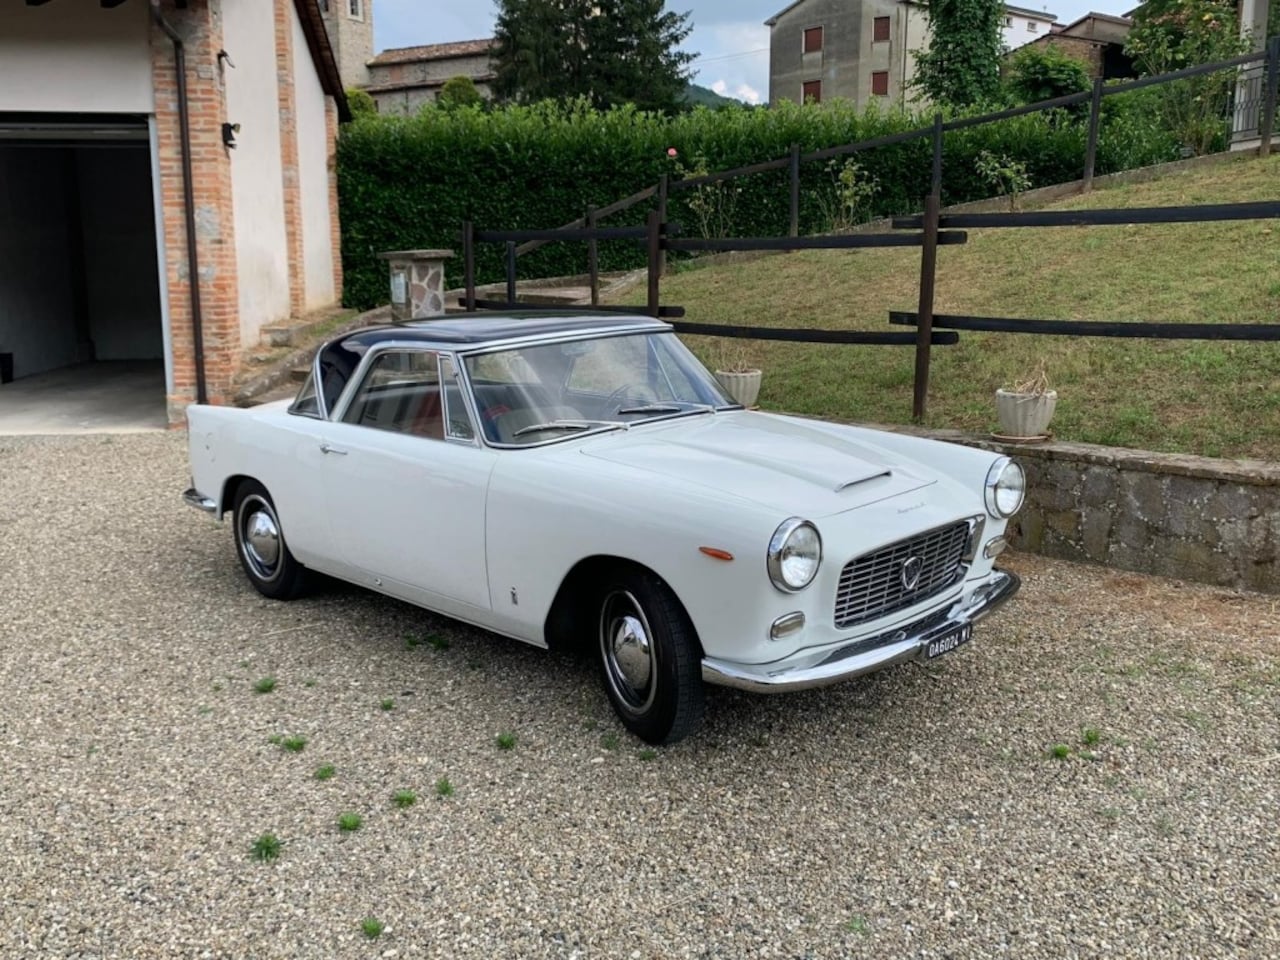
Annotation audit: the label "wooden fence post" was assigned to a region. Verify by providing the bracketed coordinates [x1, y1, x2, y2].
[1260, 36, 1280, 158]
[586, 205, 599, 307]
[658, 174, 669, 278]
[505, 241, 517, 306]
[462, 220, 476, 312]
[912, 114, 944, 422]
[646, 209, 662, 318]
[1083, 77, 1104, 190]
[789, 142, 801, 237]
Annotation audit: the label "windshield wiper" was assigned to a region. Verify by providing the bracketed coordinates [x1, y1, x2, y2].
[512, 419, 625, 438]
[616, 403, 684, 415]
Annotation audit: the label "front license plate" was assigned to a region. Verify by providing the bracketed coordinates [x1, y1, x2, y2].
[924, 624, 972, 660]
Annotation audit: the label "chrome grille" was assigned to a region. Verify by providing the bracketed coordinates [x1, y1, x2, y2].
[834, 521, 971, 629]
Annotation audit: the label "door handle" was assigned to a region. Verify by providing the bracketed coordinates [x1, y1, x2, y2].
[319, 442, 348, 456]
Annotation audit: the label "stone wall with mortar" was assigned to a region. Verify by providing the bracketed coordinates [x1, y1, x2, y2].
[883, 425, 1279, 595]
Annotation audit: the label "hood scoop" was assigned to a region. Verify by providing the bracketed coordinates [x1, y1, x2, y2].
[834, 469, 891, 492]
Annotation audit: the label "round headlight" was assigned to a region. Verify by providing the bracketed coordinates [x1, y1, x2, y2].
[767, 519, 822, 592]
[984, 458, 1025, 519]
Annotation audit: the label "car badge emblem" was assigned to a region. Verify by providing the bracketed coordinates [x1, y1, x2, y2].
[900, 556, 923, 591]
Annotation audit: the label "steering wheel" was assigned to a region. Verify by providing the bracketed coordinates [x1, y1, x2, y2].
[604, 383, 657, 413]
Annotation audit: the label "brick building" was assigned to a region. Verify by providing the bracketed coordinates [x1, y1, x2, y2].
[0, 0, 350, 425]
[1023, 13, 1136, 80]
[364, 39, 499, 115]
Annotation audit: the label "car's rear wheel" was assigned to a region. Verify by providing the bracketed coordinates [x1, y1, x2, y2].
[232, 480, 307, 600]
[597, 568, 704, 744]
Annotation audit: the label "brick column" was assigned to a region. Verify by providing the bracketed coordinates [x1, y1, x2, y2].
[274, 0, 306, 318]
[151, 0, 240, 419]
[327, 98, 344, 304]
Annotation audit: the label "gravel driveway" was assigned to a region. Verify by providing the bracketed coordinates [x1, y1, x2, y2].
[1, 433, 1277, 959]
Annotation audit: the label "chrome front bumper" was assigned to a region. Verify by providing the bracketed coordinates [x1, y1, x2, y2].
[701, 569, 1020, 693]
[182, 487, 218, 514]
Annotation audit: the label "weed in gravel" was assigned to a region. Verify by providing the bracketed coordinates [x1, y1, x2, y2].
[495, 731, 517, 751]
[638, 748, 658, 762]
[1049, 744, 1072, 760]
[250, 833, 282, 862]
[281, 735, 307, 753]
[1081, 727, 1102, 746]
[601, 733, 620, 751]
[404, 633, 421, 650]
[582, 718, 599, 731]
[360, 917, 384, 939]
[304, 679, 316, 688]
[392, 789, 417, 809]
[211, 682, 223, 692]
[1176, 709, 1212, 732]
[435, 777, 454, 797]
[197, 706, 212, 716]
[380, 698, 395, 711]
[337, 812, 363, 832]
[845, 915, 870, 935]
[1154, 814, 1176, 837]
[1099, 806, 1121, 822]
[253, 676, 277, 694]
[314, 764, 336, 781]
[426, 633, 449, 651]
[267, 735, 282, 746]
[239, 660, 251, 668]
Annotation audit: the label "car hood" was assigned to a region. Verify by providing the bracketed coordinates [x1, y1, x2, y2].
[579, 412, 936, 517]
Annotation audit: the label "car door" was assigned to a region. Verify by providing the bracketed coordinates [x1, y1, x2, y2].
[317, 348, 497, 613]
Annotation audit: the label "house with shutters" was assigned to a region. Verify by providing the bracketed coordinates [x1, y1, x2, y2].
[765, 0, 1057, 109]
[0, 0, 349, 426]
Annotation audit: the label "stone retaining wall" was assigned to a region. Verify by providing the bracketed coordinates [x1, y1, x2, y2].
[882, 426, 1279, 595]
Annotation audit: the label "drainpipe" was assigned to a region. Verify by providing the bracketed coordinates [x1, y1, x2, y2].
[151, 0, 208, 405]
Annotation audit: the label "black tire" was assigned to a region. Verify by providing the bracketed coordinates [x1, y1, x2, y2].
[232, 480, 308, 600]
[597, 567, 704, 744]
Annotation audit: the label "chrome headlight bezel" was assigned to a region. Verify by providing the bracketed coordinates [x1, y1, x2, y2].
[767, 518, 822, 593]
[984, 457, 1025, 519]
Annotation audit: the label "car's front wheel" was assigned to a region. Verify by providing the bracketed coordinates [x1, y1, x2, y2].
[232, 480, 307, 600]
[597, 568, 704, 744]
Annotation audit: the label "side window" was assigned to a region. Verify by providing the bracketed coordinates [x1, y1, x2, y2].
[290, 372, 322, 418]
[439, 355, 476, 442]
[342, 350, 445, 440]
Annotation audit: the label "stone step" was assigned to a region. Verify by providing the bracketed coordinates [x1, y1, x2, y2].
[259, 320, 311, 348]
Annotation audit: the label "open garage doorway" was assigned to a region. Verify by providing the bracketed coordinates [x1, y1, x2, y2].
[0, 115, 167, 433]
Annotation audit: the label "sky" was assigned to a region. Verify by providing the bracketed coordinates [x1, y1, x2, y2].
[373, 0, 1140, 106]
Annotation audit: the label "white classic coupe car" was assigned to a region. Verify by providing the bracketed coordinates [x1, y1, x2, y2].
[184, 314, 1024, 743]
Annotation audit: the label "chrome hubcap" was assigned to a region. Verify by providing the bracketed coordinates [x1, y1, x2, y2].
[600, 591, 657, 714]
[239, 495, 281, 581]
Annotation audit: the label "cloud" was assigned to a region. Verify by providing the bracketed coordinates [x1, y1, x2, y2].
[734, 83, 761, 105]
[710, 79, 728, 95]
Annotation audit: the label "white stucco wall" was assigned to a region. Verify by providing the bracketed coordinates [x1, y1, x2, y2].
[0, 2, 153, 114]
[223, 0, 291, 342]
[1004, 10, 1057, 51]
[293, 7, 337, 310]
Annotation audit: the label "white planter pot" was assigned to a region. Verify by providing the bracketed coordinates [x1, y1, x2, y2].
[715, 369, 762, 407]
[995, 388, 1057, 438]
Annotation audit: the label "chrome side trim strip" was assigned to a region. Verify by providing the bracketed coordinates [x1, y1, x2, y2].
[182, 488, 218, 514]
[701, 569, 1020, 693]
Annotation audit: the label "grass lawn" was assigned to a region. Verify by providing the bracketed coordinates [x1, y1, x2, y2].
[629, 153, 1280, 461]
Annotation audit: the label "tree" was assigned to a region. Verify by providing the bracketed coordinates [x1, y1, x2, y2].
[1002, 45, 1091, 113]
[345, 87, 377, 119]
[1124, 0, 1246, 153]
[493, 0, 695, 113]
[912, 0, 1005, 108]
[438, 75, 484, 110]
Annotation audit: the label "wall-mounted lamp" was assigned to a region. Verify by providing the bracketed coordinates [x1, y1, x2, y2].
[222, 122, 240, 149]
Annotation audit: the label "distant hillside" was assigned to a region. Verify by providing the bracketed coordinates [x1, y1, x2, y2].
[683, 83, 742, 109]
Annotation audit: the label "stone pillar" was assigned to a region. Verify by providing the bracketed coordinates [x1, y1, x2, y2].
[378, 249, 454, 322]
[1232, 0, 1272, 148]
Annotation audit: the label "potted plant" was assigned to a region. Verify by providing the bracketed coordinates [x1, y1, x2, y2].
[712, 340, 762, 408]
[995, 360, 1057, 440]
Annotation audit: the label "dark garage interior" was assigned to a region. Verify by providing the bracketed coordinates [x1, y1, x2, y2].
[0, 115, 166, 431]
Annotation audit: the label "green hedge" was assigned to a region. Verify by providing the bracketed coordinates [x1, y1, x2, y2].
[337, 98, 1179, 310]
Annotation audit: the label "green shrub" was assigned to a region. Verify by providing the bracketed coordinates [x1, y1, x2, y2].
[337, 97, 1183, 309]
[345, 88, 377, 119]
[1002, 46, 1092, 113]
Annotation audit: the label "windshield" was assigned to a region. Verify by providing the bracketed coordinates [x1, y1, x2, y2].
[463, 331, 734, 445]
